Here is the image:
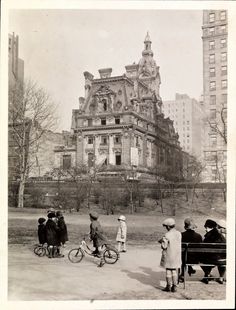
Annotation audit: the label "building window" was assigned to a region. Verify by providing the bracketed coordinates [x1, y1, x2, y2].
[221, 38, 227, 48]
[210, 135, 217, 147]
[221, 52, 227, 62]
[220, 11, 226, 21]
[187, 121, 190, 125]
[221, 65, 227, 75]
[221, 94, 227, 104]
[209, 54, 215, 64]
[102, 99, 107, 111]
[115, 117, 120, 124]
[88, 119, 93, 126]
[187, 133, 190, 137]
[115, 154, 121, 165]
[88, 136, 93, 144]
[220, 25, 226, 34]
[210, 109, 216, 119]
[63, 155, 71, 170]
[209, 40, 215, 50]
[210, 95, 216, 105]
[136, 137, 139, 147]
[114, 135, 121, 144]
[88, 153, 94, 168]
[210, 81, 216, 91]
[209, 13, 215, 23]
[101, 136, 107, 145]
[209, 27, 215, 35]
[101, 118, 106, 125]
[221, 80, 227, 89]
[209, 67, 215, 77]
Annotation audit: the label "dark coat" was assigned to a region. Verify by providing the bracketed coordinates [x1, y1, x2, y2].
[90, 220, 108, 248]
[45, 219, 59, 246]
[200, 227, 226, 263]
[182, 229, 203, 263]
[57, 216, 68, 244]
[38, 224, 47, 244]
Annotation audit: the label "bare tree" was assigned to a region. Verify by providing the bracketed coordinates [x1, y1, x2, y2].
[207, 102, 227, 145]
[9, 80, 57, 208]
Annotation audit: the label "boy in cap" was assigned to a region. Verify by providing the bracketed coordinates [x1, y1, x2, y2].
[179, 218, 202, 282]
[158, 218, 181, 293]
[89, 212, 108, 267]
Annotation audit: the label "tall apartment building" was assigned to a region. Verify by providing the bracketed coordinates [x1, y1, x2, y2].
[163, 93, 205, 158]
[202, 10, 227, 182]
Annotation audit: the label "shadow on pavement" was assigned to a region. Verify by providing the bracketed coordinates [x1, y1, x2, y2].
[121, 266, 165, 289]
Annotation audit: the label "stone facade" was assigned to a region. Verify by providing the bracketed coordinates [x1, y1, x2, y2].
[54, 33, 183, 180]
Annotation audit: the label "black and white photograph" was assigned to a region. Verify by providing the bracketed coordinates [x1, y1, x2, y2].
[1, 0, 236, 309]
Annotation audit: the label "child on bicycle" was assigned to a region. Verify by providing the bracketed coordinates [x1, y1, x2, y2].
[38, 217, 47, 245]
[89, 211, 108, 267]
[116, 215, 127, 253]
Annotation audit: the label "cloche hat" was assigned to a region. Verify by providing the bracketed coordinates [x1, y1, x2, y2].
[118, 215, 126, 221]
[217, 219, 226, 229]
[38, 217, 46, 224]
[89, 211, 99, 220]
[162, 218, 175, 227]
[204, 219, 217, 229]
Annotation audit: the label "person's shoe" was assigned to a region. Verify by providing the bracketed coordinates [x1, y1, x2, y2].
[178, 276, 184, 283]
[56, 254, 64, 258]
[171, 285, 177, 293]
[188, 268, 196, 276]
[201, 278, 209, 284]
[122, 250, 127, 253]
[92, 250, 100, 255]
[216, 277, 224, 284]
[162, 285, 171, 292]
[97, 261, 105, 268]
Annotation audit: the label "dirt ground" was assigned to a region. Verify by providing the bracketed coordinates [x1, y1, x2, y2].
[8, 209, 227, 301]
[8, 243, 226, 301]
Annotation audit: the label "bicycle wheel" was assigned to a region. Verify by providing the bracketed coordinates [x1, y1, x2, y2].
[68, 248, 84, 263]
[103, 248, 119, 264]
[34, 246, 46, 257]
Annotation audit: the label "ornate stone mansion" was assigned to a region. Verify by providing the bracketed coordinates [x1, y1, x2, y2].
[54, 33, 183, 179]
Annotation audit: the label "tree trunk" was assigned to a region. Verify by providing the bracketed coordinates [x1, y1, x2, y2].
[17, 175, 25, 208]
[185, 183, 189, 202]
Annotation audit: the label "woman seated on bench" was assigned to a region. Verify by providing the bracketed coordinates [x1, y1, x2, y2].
[200, 219, 226, 284]
[179, 218, 202, 282]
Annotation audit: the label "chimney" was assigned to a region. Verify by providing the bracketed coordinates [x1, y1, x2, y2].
[98, 68, 112, 79]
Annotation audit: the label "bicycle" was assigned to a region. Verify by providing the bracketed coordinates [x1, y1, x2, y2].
[68, 238, 119, 264]
[33, 243, 49, 257]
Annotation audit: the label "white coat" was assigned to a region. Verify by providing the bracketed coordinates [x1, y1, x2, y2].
[116, 221, 127, 242]
[160, 228, 181, 269]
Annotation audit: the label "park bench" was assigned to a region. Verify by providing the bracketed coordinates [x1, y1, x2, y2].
[181, 242, 226, 289]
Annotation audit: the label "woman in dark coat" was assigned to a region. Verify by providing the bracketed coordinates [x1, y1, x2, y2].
[45, 212, 60, 258]
[56, 211, 68, 245]
[38, 217, 47, 245]
[200, 219, 226, 284]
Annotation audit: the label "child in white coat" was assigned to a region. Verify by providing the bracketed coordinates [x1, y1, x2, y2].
[158, 218, 181, 293]
[116, 215, 127, 253]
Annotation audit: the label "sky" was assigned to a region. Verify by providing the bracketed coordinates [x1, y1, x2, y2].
[9, 9, 203, 132]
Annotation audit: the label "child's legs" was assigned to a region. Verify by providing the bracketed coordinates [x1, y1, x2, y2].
[117, 241, 121, 252]
[98, 245, 105, 263]
[122, 242, 126, 251]
[171, 269, 178, 286]
[166, 269, 172, 286]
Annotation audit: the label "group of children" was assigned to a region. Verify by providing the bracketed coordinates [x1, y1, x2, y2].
[159, 217, 226, 293]
[37, 208, 68, 258]
[37, 209, 127, 266]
